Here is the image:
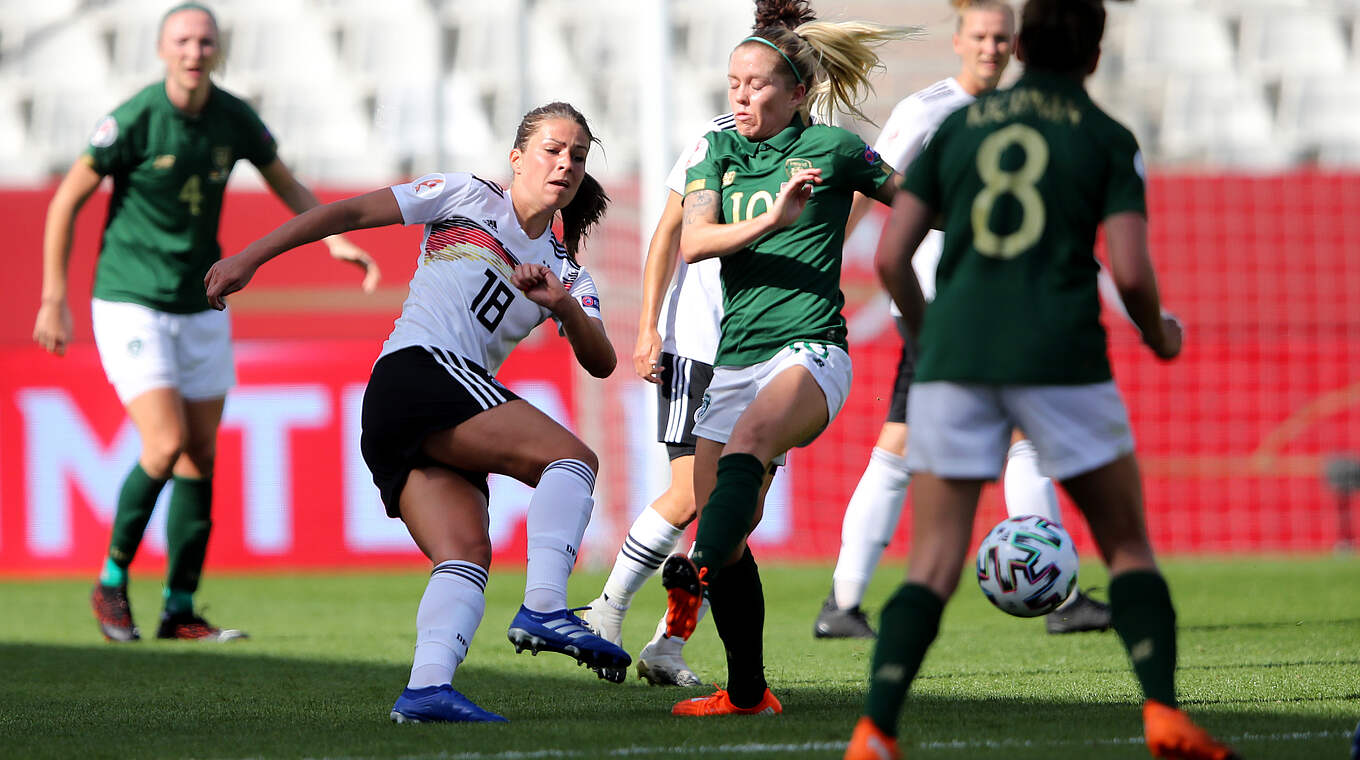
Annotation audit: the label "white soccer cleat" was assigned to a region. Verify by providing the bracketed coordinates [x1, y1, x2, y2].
[581, 595, 625, 647]
[636, 635, 702, 687]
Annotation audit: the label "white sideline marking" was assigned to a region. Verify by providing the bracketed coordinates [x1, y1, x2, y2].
[361, 729, 1346, 759]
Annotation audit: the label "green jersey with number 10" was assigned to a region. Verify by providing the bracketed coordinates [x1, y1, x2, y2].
[686, 116, 893, 367]
[902, 71, 1147, 385]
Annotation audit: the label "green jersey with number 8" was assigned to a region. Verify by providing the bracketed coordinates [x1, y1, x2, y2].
[902, 71, 1146, 384]
[84, 82, 278, 314]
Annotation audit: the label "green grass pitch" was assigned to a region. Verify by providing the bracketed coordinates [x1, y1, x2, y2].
[2, 557, 1356, 759]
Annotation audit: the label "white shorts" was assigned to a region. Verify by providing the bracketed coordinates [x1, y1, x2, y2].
[905, 381, 1134, 481]
[91, 298, 236, 404]
[693, 341, 853, 465]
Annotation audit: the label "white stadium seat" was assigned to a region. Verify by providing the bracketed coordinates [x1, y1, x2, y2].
[1159, 73, 1296, 169]
[1122, 7, 1236, 76]
[1277, 74, 1360, 166]
[1239, 9, 1348, 79]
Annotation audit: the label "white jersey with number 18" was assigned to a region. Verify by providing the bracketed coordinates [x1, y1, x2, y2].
[381, 172, 602, 373]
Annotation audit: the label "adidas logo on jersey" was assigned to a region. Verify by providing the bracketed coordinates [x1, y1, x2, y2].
[483, 219, 497, 231]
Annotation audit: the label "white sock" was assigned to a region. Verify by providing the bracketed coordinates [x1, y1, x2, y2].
[648, 540, 710, 645]
[1004, 439, 1062, 524]
[600, 506, 684, 611]
[524, 459, 596, 612]
[832, 447, 909, 609]
[408, 560, 488, 688]
[649, 596, 710, 645]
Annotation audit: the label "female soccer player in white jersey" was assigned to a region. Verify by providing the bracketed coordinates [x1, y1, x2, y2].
[204, 102, 629, 723]
[817, 0, 1112, 639]
[580, 0, 818, 689]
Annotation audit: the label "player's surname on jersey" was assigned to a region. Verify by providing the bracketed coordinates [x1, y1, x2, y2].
[967, 87, 1083, 127]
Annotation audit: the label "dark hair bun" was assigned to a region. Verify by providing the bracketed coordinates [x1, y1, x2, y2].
[752, 0, 816, 30]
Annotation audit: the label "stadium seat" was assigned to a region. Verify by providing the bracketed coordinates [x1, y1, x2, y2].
[0, 88, 44, 184]
[1277, 74, 1360, 166]
[24, 84, 127, 175]
[1122, 7, 1235, 77]
[1159, 73, 1296, 169]
[1239, 9, 1348, 80]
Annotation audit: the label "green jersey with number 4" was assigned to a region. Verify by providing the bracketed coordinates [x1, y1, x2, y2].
[686, 117, 893, 367]
[84, 82, 278, 313]
[902, 71, 1146, 384]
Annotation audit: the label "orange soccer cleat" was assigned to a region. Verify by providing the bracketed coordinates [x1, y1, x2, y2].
[844, 716, 901, 760]
[671, 687, 782, 717]
[1143, 700, 1241, 760]
[660, 554, 707, 640]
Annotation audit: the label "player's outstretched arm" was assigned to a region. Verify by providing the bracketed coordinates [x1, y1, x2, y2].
[634, 191, 684, 383]
[205, 189, 401, 310]
[258, 158, 381, 294]
[874, 187, 933, 337]
[34, 159, 103, 356]
[1104, 211, 1181, 360]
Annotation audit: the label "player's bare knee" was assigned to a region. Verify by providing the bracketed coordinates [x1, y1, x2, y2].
[141, 436, 186, 477]
[653, 487, 697, 527]
[177, 445, 216, 479]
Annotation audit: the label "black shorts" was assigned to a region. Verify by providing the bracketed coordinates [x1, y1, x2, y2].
[360, 346, 518, 517]
[656, 352, 715, 460]
[887, 317, 917, 425]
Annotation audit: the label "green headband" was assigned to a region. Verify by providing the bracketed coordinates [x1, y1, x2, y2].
[161, 2, 218, 31]
[742, 36, 803, 85]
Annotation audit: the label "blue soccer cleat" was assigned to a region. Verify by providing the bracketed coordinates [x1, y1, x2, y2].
[506, 605, 632, 679]
[389, 684, 507, 723]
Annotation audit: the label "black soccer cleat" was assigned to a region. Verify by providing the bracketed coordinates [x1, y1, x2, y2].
[91, 584, 140, 642]
[1045, 589, 1112, 634]
[813, 591, 876, 639]
[156, 609, 248, 641]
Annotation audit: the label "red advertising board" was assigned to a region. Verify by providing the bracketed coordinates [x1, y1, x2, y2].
[1, 171, 1357, 575]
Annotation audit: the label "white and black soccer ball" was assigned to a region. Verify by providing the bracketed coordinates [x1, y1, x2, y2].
[975, 515, 1079, 617]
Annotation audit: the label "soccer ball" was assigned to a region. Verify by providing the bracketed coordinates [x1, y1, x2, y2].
[975, 515, 1079, 617]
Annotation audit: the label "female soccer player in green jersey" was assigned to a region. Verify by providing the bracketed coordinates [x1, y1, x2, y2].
[844, 1, 1237, 759]
[33, 2, 378, 643]
[656, 10, 917, 717]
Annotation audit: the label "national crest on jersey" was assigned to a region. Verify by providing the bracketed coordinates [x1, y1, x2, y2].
[383, 172, 602, 373]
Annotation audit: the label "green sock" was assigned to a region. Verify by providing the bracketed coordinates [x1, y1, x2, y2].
[1110, 570, 1178, 708]
[99, 557, 128, 587]
[105, 463, 169, 572]
[706, 546, 766, 708]
[165, 475, 213, 601]
[163, 588, 194, 615]
[692, 453, 765, 579]
[864, 583, 944, 737]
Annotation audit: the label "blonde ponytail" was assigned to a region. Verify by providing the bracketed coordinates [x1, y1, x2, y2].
[744, 21, 921, 126]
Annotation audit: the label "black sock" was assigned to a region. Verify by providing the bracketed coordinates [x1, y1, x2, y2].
[707, 546, 766, 708]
